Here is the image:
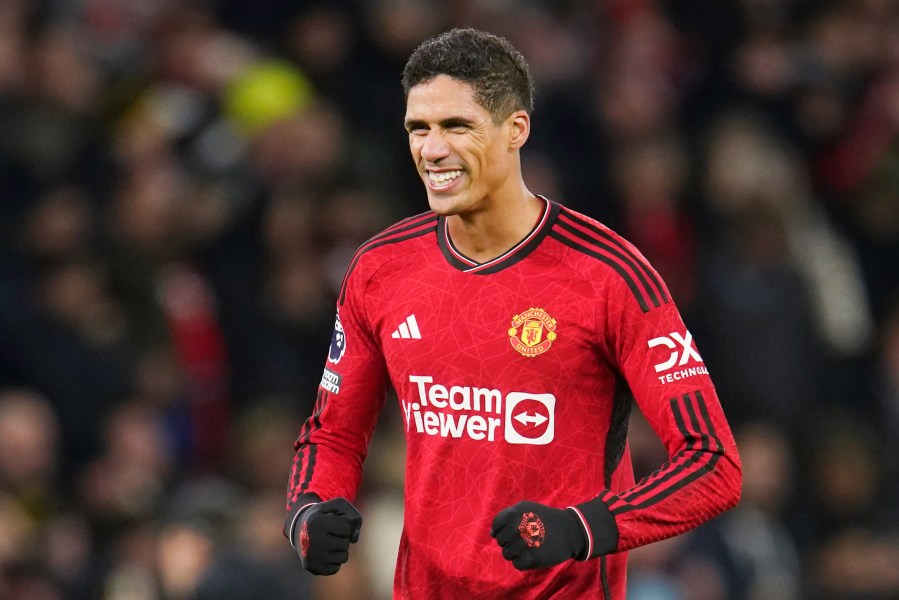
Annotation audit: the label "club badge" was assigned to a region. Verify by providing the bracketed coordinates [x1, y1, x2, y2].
[508, 308, 557, 357]
[300, 521, 310, 557]
[518, 511, 545, 548]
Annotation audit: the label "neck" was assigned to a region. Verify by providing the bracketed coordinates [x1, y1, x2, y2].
[446, 188, 544, 263]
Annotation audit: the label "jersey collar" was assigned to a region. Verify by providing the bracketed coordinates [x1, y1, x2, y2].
[436, 197, 561, 274]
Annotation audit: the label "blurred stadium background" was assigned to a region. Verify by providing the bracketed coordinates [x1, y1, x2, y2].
[1, 0, 898, 598]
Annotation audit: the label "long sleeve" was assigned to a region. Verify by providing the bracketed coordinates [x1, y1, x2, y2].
[577, 242, 742, 556]
[283, 258, 390, 540]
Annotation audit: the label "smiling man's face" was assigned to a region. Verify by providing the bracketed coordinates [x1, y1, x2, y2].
[404, 75, 521, 217]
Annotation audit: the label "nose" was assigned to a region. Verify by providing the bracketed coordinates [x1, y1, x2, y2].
[420, 130, 450, 163]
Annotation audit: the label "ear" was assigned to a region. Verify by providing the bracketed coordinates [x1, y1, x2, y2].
[507, 110, 530, 150]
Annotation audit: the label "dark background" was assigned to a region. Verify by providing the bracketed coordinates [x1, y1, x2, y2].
[1, 1, 898, 598]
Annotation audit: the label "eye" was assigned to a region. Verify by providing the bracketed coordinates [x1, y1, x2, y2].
[405, 122, 428, 136]
[446, 123, 469, 133]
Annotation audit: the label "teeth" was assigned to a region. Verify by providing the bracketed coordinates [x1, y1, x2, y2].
[428, 170, 462, 185]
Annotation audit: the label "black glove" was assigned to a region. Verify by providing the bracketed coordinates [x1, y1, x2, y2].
[490, 501, 587, 570]
[292, 497, 362, 575]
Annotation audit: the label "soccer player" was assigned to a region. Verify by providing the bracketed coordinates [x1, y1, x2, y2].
[285, 28, 742, 599]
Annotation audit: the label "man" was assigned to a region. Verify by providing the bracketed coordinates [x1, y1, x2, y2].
[285, 28, 742, 599]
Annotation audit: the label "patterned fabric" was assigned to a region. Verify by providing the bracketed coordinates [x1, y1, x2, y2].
[285, 199, 741, 599]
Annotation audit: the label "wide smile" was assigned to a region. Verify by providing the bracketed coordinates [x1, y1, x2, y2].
[426, 169, 464, 191]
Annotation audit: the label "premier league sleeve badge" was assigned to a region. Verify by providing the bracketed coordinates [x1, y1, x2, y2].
[328, 313, 347, 364]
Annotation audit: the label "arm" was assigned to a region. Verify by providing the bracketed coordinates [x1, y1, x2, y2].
[573, 256, 742, 557]
[493, 245, 741, 567]
[284, 263, 390, 567]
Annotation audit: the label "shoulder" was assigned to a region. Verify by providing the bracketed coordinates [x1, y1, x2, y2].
[551, 205, 630, 253]
[549, 204, 671, 314]
[338, 211, 438, 305]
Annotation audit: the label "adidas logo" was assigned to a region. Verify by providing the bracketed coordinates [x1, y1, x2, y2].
[391, 314, 421, 339]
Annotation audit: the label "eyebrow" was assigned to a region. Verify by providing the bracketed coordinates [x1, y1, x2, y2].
[404, 117, 477, 131]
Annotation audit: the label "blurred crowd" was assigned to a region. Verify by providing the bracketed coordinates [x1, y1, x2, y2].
[1, 0, 898, 599]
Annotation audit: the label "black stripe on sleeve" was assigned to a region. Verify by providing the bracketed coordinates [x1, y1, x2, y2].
[549, 230, 651, 313]
[338, 214, 437, 305]
[292, 389, 328, 500]
[610, 392, 720, 515]
[554, 217, 666, 311]
[558, 210, 669, 305]
[695, 390, 722, 453]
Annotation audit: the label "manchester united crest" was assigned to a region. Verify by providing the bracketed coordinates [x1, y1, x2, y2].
[508, 308, 557, 357]
[518, 511, 546, 548]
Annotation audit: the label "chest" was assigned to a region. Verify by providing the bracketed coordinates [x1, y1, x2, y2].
[364, 255, 604, 384]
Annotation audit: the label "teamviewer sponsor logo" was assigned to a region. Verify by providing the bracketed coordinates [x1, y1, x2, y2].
[401, 375, 555, 446]
[504, 392, 554, 445]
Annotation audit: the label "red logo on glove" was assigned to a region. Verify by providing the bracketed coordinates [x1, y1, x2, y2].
[518, 511, 545, 548]
[300, 521, 310, 557]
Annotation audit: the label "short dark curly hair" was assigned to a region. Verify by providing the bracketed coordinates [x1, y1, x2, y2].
[402, 28, 535, 123]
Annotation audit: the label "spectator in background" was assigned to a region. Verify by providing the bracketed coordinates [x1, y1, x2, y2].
[684, 422, 802, 600]
[699, 109, 873, 425]
[0, 389, 94, 600]
[0, 389, 60, 517]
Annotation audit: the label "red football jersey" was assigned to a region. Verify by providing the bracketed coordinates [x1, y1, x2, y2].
[286, 199, 741, 599]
